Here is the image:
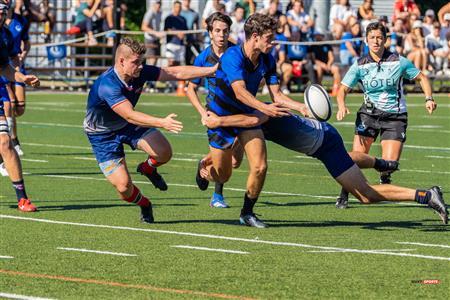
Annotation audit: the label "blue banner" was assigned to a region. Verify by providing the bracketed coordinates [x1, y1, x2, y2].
[46, 45, 67, 61]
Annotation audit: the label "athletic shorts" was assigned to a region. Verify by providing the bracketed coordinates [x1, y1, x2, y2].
[355, 104, 408, 142]
[86, 123, 158, 164]
[207, 126, 259, 150]
[0, 98, 4, 117]
[145, 40, 161, 57]
[0, 85, 9, 104]
[166, 43, 186, 62]
[311, 123, 355, 178]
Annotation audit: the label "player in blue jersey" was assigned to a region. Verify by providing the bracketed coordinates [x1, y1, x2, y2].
[83, 37, 216, 223]
[4, 0, 31, 156]
[186, 12, 242, 208]
[201, 110, 448, 225]
[335, 22, 437, 209]
[194, 14, 313, 228]
[0, 0, 40, 212]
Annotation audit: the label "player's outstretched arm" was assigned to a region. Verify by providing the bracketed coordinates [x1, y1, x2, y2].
[336, 85, 351, 121]
[415, 72, 437, 114]
[186, 82, 208, 122]
[112, 100, 183, 133]
[203, 111, 268, 129]
[0, 64, 40, 88]
[231, 80, 290, 117]
[158, 65, 217, 81]
[267, 84, 309, 116]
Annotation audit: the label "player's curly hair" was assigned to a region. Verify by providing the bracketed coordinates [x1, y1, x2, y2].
[244, 13, 277, 39]
[119, 37, 146, 55]
[365, 22, 387, 38]
[206, 12, 232, 32]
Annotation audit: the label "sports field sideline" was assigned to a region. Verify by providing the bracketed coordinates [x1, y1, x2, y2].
[0, 92, 449, 299]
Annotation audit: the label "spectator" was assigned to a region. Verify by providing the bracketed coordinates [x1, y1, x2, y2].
[229, 5, 245, 44]
[101, 0, 118, 46]
[441, 13, 450, 40]
[357, 0, 376, 29]
[164, 1, 188, 67]
[202, 0, 221, 27]
[339, 18, 362, 66]
[423, 9, 436, 36]
[389, 18, 406, 54]
[393, 0, 420, 22]
[141, 0, 163, 66]
[181, 0, 200, 65]
[66, 0, 102, 46]
[426, 22, 449, 74]
[309, 30, 341, 96]
[272, 14, 292, 94]
[25, 0, 55, 41]
[261, 0, 283, 15]
[237, 0, 255, 19]
[287, 0, 313, 41]
[329, 0, 357, 39]
[404, 20, 429, 74]
[266, 0, 283, 21]
[438, 3, 450, 25]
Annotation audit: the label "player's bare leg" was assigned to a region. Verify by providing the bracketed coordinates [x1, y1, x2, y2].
[336, 165, 448, 224]
[105, 159, 153, 223]
[136, 130, 171, 191]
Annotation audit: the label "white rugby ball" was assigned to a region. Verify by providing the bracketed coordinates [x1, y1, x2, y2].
[304, 84, 332, 122]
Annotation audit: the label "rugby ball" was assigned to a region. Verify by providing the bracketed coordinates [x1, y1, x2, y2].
[304, 84, 332, 122]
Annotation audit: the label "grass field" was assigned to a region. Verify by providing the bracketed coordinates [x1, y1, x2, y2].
[0, 92, 449, 300]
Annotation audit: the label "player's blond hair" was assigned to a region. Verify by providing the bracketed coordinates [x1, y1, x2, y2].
[119, 37, 146, 56]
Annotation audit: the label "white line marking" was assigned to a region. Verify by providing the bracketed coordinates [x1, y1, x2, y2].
[426, 155, 450, 159]
[73, 157, 96, 161]
[0, 292, 57, 300]
[1, 215, 449, 262]
[171, 245, 249, 254]
[56, 247, 137, 257]
[396, 242, 450, 249]
[21, 159, 48, 163]
[307, 249, 416, 253]
[0, 255, 14, 259]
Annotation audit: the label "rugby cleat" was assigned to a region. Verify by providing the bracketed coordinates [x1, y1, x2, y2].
[210, 193, 230, 208]
[196, 160, 209, 191]
[12, 139, 24, 156]
[374, 159, 399, 173]
[380, 172, 392, 184]
[335, 189, 349, 209]
[239, 213, 268, 228]
[0, 163, 8, 177]
[140, 203, 154, 224]
[137, 163, 168, 191]
[427, 186, 448, 225]
[17, 198, 37, 212]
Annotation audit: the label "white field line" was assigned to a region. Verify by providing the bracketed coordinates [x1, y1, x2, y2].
[426, 155, 450, 159]
[0, 255, 14, 259]
[21, 159, 48, 163]
[396, 242, 450, 249]
[0, 293, 57, 300]
[25, 107, 85, 113]
[307, 249, 416, 253]
[56, 247, 137, 257]
[1, 215, 449, 262]
[171, 245, 249, 254]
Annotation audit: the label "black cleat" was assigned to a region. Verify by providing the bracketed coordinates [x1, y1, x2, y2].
[137, 163, 168, 191]
[140, 204, 154, 224]
[427, 186, 448, 225]
[335, 196, 348, 209]
[196, 160, 209, 191]
[380, 172, 392, 184]
[374, 159, 399, 173]
[239, 213, 268, 228]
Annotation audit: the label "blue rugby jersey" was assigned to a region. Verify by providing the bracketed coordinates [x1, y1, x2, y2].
[83, 65, 160, 134]
[191, 43, 234, 105]
[6, 13, 29, 56]
[0, 26, 17, 67]
[341, 50, 420, 114]
[209, 45, 279, 116]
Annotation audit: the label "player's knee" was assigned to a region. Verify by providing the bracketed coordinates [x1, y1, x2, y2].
[114, 181, 132, 195]
[0, 135, 12, 154]
[250, 162, 267, 177]
[232, 158, 243, 169]
[217, 169, 232, 183]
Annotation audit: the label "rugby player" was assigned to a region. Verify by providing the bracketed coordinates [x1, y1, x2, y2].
[83, 37, 216, 223]
[186, 12, 243, 208]
[202, 110, 448, 225]
[194, 14, 308, 228]
[0, 0, 40, 212]
[335, 22, 437, 208]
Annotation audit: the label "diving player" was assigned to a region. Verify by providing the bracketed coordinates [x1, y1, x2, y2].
[83, 37, 216, 223]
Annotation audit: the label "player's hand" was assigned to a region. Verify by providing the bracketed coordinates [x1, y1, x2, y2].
[203, 111, 221, 129]
[162, 113, 183, 133]
[297, 103, 310, 117]
[425, 100, 437, 114]
[261, 102, 290, 118]
[336, 106, 350, 121]
[23, 75, 40, 88]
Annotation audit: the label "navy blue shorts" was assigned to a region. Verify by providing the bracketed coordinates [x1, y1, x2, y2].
[0, 83, 10, 104]
[86, 123, 158, 163]
[207, 126, 259, 150]
[311, 124, 355, 178]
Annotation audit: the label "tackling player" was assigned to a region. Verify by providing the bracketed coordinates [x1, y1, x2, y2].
[335, 22, 437, 209]
[186, 12, 242, 208]
[0, 0, 40, 212]
[202, 110, 448, 225]
[83, 37, 216, 223]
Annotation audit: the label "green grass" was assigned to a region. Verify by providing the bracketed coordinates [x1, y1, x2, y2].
[0, 93, 449, 300]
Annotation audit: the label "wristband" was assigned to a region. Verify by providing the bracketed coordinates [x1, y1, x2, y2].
[425, 96, 434, 102]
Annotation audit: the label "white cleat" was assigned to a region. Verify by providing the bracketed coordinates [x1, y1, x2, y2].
[0, 163, 9, 177]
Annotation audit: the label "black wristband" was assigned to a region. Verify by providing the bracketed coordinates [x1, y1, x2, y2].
[425, 96, 434, 102]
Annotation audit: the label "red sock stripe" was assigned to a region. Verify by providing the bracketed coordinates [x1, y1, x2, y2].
[123, 185, 141, 204]
[148, 157, 162, 168]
